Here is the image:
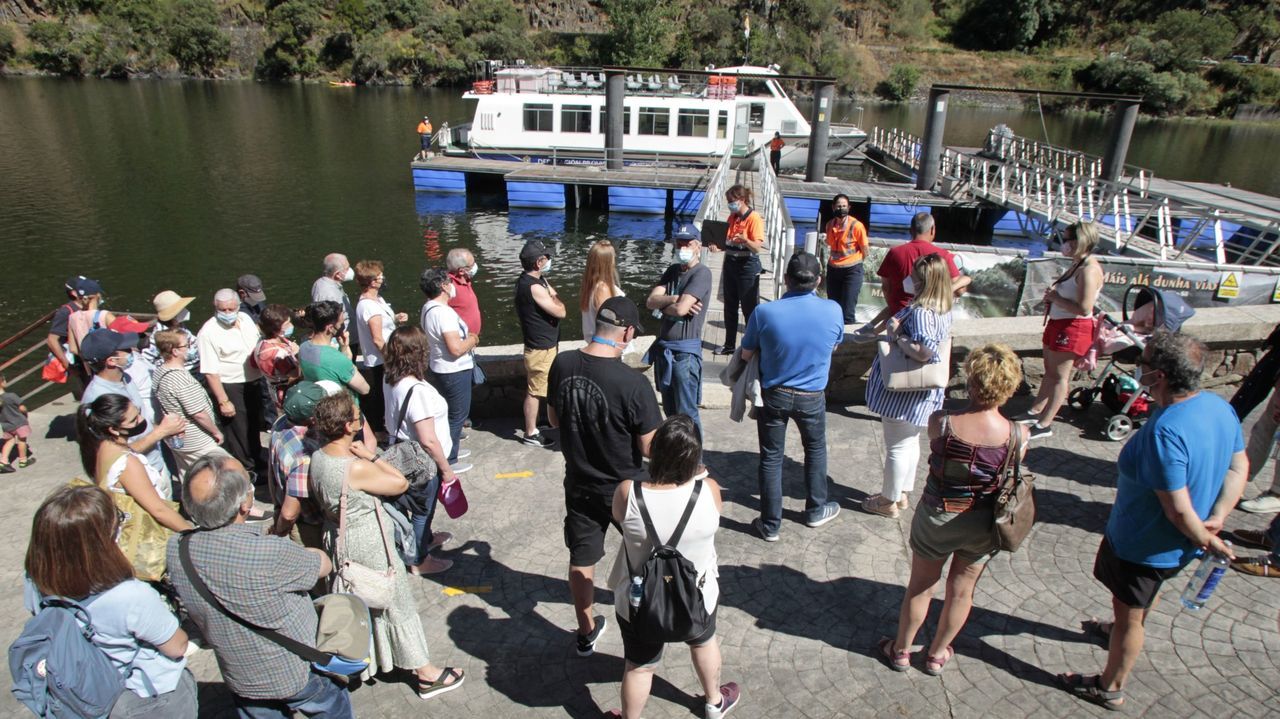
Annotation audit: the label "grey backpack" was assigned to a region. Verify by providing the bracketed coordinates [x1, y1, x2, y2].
[9, 595, 131, 718]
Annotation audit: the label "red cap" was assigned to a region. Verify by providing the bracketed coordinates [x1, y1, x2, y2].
[108, 316, 154, 334]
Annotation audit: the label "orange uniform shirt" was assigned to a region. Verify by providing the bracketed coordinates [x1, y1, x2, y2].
[417, 121, 432, 135]
[769, 137, 785, 151]
[726, 209, 764, 253]
[825, 216, 868, 267]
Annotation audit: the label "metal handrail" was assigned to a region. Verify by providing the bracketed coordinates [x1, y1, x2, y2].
[755, 147, 796, 299]
[693, 147, 735, 232]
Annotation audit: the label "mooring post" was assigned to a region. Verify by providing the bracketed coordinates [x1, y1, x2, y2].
[1101, 99, 1140, 183]
[605, 70, 625, 170]
[804, 82, 835, 183]
[916, 86, 950, 191]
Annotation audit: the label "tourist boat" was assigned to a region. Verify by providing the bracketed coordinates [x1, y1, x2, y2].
[438, 62, 866, 170]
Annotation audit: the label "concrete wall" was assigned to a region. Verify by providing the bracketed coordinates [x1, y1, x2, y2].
[470, 305, 1280, 416]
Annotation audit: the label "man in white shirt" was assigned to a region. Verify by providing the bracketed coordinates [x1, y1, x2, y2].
[197, 289, 266, 479]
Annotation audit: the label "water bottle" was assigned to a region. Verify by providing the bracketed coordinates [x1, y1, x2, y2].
[168, 432, 184, 450]
[629, 576, 644, 610]
[1179, 542, 1231, 611]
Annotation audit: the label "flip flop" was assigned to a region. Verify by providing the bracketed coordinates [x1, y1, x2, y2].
[417, 667, 465, 699]
[1058, 672, 1124, 711]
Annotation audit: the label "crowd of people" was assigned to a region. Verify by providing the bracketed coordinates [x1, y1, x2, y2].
[15, 189, 1275, 718]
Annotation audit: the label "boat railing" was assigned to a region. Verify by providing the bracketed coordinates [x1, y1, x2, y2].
[475, 66, 742, 99]
[755, 147, 797, 299]
[692, 146, 736, 232]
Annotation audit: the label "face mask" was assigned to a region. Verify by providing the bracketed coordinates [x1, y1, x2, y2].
[469, 263, 479, 277]
[445, 284, 457, 299]
[677, 247, 695, 264]
[342, 267, 355, 282]
[216, 311, 238, 325]
[903, 276, 916, 295]
[541, 258, 553, 274]
[114, 353, 135, 370]
[728, 201, 741, 213]
[282, 324, 294, 339]
[120, 419, 148, 438]
[834, 207, 849, 218]
[185, 343, 198, 361]
[174, 309, 191, 324]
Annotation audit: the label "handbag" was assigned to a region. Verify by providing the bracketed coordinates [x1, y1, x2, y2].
[992, 425, 1036, 552]
[876, 328, 951, 391]
[71, 478, 174, 582]
[177, 533, 372, 676]
[333, 474, 398, 610]
[471, 357, 486, 386]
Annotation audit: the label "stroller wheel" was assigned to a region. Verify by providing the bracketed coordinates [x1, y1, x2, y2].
[1105, 414, 1133, 442]
[1068, 387, 1094, 411]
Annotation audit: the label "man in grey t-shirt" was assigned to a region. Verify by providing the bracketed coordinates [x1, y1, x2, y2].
[311, 252, 359, 356]
[645, 227, 712, 436]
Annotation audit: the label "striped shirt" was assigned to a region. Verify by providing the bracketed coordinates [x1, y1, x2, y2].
[865, 306, 952, 427]
[154, 366, 219, 455]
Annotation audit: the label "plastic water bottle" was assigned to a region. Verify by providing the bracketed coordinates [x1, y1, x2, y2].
[1179, 542, 1231, 611]
[168, 432, 184, 450]
[629, 576, 643, 610]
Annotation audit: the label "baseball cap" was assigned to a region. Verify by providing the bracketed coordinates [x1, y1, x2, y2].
[596, 296, 643, 332]
[153, 290, 195, 322]
[237, 275, 267, 304]
[283, 381, 343, 424]
[671, 225, 701, 244]
[75, 277, 104, 298]
[519, 240, 553, 264]
[108, 316, 153, 334]
[786, 252, 822, 283]
[64, 276, 84, 294]
[79, 329, 139, 365]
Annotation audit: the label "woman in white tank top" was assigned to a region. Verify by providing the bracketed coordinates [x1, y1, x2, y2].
[579, 240, 625, 341]
[607, 416, 741, 719]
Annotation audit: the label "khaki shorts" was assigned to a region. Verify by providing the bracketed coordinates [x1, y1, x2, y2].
[524, 347, 557, 398]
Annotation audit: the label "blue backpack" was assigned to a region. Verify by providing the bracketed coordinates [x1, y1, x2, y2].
[8, 595, 126, 719]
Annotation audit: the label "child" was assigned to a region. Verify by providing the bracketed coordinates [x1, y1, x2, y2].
[0, 374, 34, 472]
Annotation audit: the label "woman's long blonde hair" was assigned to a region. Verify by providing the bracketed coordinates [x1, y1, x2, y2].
[1064, 221, 1100, 260]
[910, 254, 954, 314]
[580, 240, 620, 313]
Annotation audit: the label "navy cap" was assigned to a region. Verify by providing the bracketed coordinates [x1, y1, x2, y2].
[79, 329, 139, 365]
[75, 277, 104, 298]
[672, 225, 701, 244]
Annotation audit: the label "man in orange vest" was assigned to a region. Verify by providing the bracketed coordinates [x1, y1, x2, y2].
[415, 115, 434, 161]
[768, 132, 784, 173]
[823, 193, 868, 324]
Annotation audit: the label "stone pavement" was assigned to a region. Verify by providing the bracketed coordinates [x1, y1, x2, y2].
[2, 390, 1279, 718]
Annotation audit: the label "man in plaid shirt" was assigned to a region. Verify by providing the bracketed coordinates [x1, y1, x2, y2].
[167, 454, 350, 717]
[268, 382, 333, 545]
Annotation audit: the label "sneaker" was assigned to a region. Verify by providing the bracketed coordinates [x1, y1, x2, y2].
[897, 494, 909, 511]
[0, 463, 14, 474]
[459, 431, 469, 441]
[18, 456, 36, 468]
[805, 501, 841, 528]
[861, 495, 900, 518]
[521, 431, 555, 448]
[712, 346, 735, 356]
[1028, 423, 1054, 440]
[449, 462, 474, 474]
[455, 449, 472, 460]
[408, 556, 453, 575]
[463, 418, 473, 429]
[1009, 410, 1039, 424]
[576, 615, 608, 657]
[751, 518, 779, 542]
[705, 682, 741, 719]
[1239, 492, 1280, 514]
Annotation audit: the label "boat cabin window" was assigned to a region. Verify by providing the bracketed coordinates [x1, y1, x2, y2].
[677, 108, 711, 138]
[598, 106, 632, 135]
[749, 103, 765, 131]
[523, 103, 554, 132]
[561, 104, 592, 133]
[717, 110, 727, 139]
[739, 79, 773, 97]
[638, 107, 670, 136]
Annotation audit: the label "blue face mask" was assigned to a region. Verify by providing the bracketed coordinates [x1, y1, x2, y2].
[282, 324, 294, 339]
[114, 353, 135, 370]
[677, 247, 695, 264]
[216, 311, 238, 325]
[728, 201, 741, 213]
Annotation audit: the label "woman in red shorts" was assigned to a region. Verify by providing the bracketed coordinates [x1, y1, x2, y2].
[1018, 221, 1102, 439]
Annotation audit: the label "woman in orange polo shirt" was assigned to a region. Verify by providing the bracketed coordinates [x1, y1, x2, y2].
[711, 184, 765, 355]
[824, 193, 869, 324]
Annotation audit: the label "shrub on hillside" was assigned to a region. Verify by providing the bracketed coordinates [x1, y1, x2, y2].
[168, 0, 230, 75]
[0, 24, 16, 70]
[26, 21, 90, 76]
[875, 64, 920, 101]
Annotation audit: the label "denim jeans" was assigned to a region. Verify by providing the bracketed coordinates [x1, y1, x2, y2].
[110, 668, 197, 719]
[721, 254, 761, 350]
[234, 672, 353, 719]
[756, 386, 829, 534]
[410, 470, 443, 564]
[654, 350, 703, 438]
[826, 262, 863, 324]
[428, 368, 472, 463]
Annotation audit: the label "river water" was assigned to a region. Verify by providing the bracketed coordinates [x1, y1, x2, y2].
[1, 78, 1277, 349]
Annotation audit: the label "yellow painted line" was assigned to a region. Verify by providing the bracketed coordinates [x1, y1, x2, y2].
[494, 470, 535, 479]
[442, 585, 494, 596]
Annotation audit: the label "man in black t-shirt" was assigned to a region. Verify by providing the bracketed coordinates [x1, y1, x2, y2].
[646, 227, 712, 437]
[548, 296, 662, 657]
[46, 276, 85, 399]
[515, 240, 565, 448]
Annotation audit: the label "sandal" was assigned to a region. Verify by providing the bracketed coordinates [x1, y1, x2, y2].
[1231, 555, 1280, 578]
[1058, 672, 1124, 711]
[877, 637, 911, 672]
[923, 645, 954, 676]
[417, 666, 465, 699]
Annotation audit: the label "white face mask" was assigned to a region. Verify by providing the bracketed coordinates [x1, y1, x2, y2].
[469, 263, 479, 277]
[445, 284, 457, 299]
[902, 275, 916, 295]
[341, 267, 355, 282]
[677, 247, 695, 264]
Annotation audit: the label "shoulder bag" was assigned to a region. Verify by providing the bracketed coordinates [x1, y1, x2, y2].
[333, 472, 398, 610]
[71, 477, 175, 582]
[992, 425, 1036, 552]
[876, 319, 951, 392]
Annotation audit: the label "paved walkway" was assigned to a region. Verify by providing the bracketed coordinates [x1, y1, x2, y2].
[2, 390, 1279, 718]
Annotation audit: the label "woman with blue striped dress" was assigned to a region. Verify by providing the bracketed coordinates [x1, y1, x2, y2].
[862, 254, 955, 518]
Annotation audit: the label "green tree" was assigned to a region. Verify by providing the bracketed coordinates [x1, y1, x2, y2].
[0, 24, 16, 71]
[459, 0, 533, 62]
[258, 0, 324, 79]
[168, 0, 231, 75]
[949, 0, 1058, 51]
[26, 20, 91, 76]
[876, 63, 921, 101]
[1146, 9, 1236, 72]
[602, 0, 678, 66]
[887, 0, 933, 41]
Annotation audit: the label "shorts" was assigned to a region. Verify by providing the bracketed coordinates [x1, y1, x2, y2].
[1043, 317, 1094, 357]
[2, 425, 30, 441]
[1093, 537, 1182, 609]
[523, 347, 557, 398]
[908, 499, 999, 565]
[616, 611, 717, 666]
[564, 490, 615, 567]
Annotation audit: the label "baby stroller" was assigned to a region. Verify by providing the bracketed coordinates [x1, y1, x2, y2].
[1066, 284, 1196, 441]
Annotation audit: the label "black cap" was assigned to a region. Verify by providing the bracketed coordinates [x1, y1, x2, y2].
[519, 240, 553, 263]
[596, 296, 643, 332]
[786, 252, 822, 283]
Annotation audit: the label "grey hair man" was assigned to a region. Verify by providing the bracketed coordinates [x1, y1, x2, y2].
[311, 253, 358, 354]
[197, 289, 266, 477]
[857, 211, 971, 339]
[166, 454, 351, 717]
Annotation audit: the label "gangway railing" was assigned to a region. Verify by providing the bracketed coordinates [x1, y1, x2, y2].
[867, 127, 922, 171]
[979, 129, 1151, 191]
[692, 146, 735, 233]
[755, 146, 796, 299]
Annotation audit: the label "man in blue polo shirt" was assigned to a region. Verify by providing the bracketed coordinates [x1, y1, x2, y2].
[741, 252, 845, 541]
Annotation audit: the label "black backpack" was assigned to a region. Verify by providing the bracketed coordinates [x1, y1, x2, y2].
[626, 481, 712, 643]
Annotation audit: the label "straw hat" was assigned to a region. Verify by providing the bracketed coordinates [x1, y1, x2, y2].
[152, 290, 195, 322]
